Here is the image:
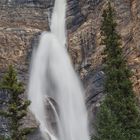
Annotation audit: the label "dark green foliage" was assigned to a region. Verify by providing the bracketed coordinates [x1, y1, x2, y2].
[0, 136, 11, 140]
[95, 2, 140, 140]
[0, 65, 31, 140]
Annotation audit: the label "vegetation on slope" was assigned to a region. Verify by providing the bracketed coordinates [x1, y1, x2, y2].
[94, 2, 140, 140]
[0, 65, 31, 140]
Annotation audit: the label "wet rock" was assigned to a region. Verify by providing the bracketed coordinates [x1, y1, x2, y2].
[82, 67, 105, 133]
[27, 128, 45, 140]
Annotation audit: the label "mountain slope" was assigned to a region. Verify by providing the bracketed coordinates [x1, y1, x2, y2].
[0, 0, 139, 137]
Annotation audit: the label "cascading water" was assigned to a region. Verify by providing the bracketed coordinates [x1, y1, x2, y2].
[28, 0, 90, 140]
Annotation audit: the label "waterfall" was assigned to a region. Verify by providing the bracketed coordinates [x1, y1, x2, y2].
[28, 0, 89, 140]
[51, 0, 67, 46]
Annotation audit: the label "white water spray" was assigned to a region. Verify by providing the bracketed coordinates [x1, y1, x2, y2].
[51, 0, 66, 46]
[28, 0, 89, 140]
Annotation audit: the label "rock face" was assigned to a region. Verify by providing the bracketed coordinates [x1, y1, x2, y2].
[69, 0, 140, 97]
[0, 89, 10, 138]
[0, 0, 140, 138]
[83, 68, 105, 133]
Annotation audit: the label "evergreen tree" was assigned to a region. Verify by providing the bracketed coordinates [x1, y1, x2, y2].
[0, 65, 31, 140]
[94, 2, 140, 140]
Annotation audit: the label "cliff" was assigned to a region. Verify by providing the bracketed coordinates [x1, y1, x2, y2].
[0, 0, 140, 137]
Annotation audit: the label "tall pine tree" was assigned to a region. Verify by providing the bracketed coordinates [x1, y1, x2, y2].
[0, 65, 31, 140]
[94, 2, 140, 140]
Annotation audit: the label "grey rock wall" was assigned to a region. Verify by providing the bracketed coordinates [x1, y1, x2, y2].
[0, 0, 140, 139]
